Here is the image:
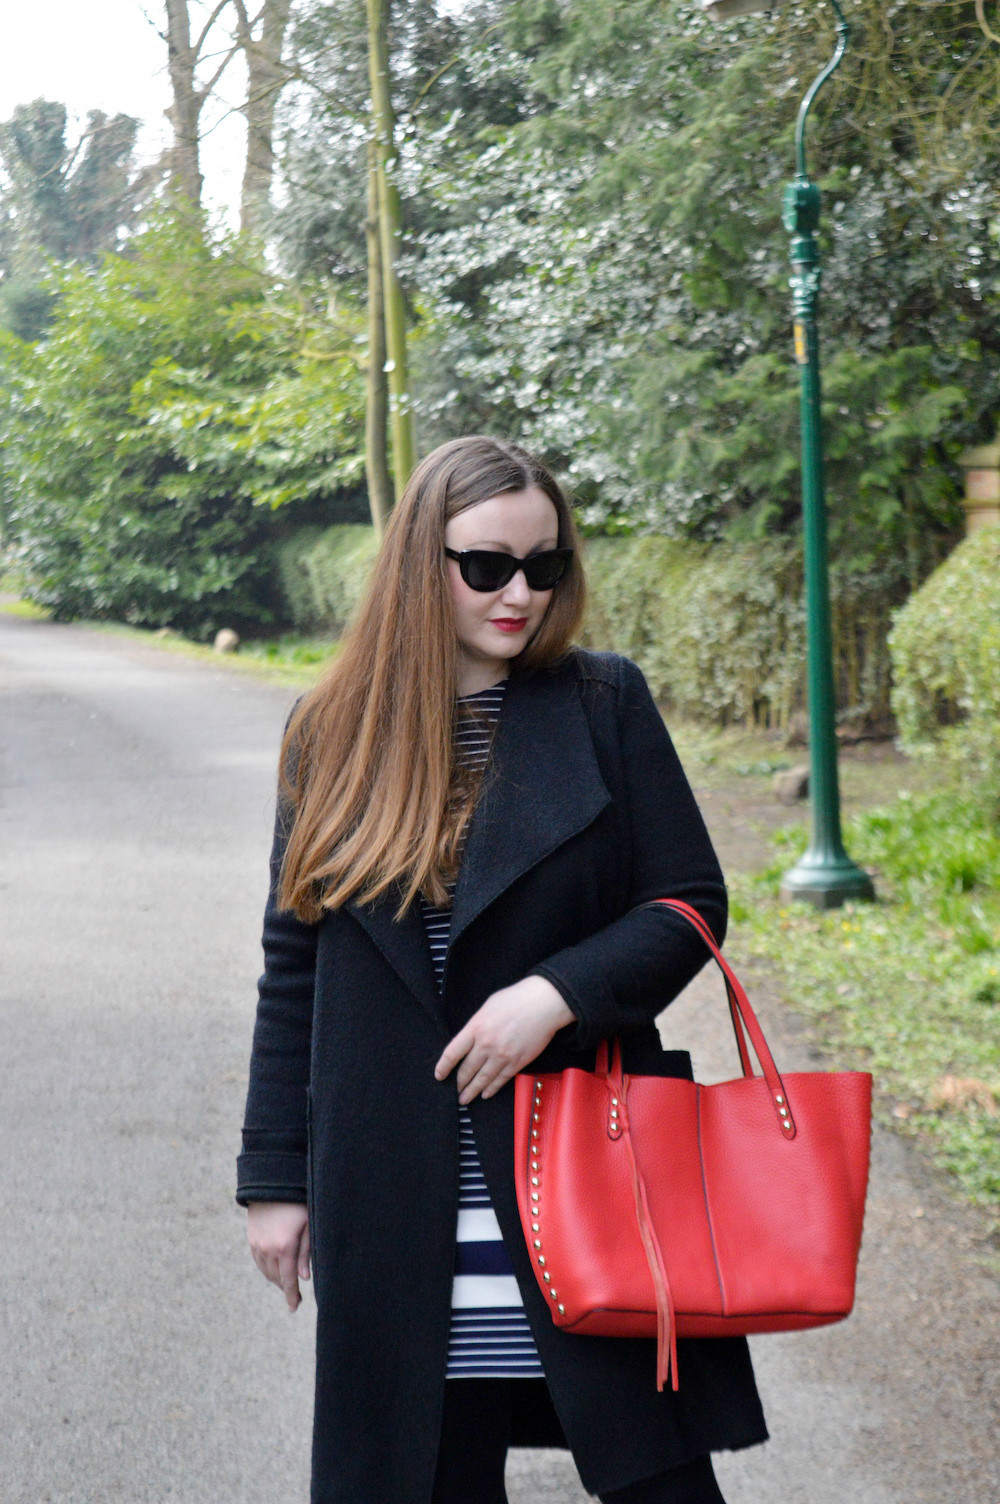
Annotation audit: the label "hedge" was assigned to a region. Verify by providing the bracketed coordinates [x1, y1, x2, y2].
[278, 524, 899, 730]
[889, 525, 1000, 805]
[276, 524, 380, 636]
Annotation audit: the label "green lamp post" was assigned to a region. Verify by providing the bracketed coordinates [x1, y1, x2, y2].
[703, 0, 874, 907]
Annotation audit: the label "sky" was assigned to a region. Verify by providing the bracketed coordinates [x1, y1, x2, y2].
[0, 0, 248, 220]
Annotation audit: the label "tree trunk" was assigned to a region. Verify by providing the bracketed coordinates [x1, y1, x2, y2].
[364, 140, 392, 538]
[164, 0, 204, 205]
[232, 0, 292, 235]
[366, 0, 416, 497]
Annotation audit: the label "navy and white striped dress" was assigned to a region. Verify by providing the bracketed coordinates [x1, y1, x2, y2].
[419, 682, 545, 1379]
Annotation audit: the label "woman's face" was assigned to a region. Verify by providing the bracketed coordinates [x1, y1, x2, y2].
[444, 485, 560, 691]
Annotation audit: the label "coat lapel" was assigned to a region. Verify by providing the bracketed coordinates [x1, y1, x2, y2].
[448, 665, 611, 949]
[344, 889, 446, 1033]
[343, 662, 610, 1025]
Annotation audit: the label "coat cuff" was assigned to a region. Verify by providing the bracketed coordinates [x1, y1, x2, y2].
[235, 1150, 308, 1207]
[527, 962, 610, 1052]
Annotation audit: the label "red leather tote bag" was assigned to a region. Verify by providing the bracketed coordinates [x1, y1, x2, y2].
[514, 900, 872, 1391]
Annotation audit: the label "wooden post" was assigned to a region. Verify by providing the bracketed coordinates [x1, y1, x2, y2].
[364, 140, 392, 537]
[366, 0, 416, 497]
[959, 434, 1000, 533]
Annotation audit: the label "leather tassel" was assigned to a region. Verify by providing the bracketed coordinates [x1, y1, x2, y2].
[624, 1103, 678, 1392]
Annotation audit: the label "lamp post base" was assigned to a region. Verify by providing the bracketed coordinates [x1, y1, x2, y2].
[779, 851, 875, 909]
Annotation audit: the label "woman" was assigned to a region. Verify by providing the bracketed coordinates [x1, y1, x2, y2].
[237, 436, 767, 1504]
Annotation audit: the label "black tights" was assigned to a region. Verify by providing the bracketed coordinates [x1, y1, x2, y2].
[431, 1379, 727, 1504]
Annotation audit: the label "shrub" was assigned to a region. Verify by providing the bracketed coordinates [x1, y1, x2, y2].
[580, 535, 895, 729]
[889, 527, 1000, 808]
[276, 524, 379, 633]
[0, 217, 366, 637]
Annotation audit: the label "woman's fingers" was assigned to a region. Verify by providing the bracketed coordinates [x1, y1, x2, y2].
[276, 1248, 302, 1312]
[246, 1202, 311, 1311]
[434, 1025, 474, 1081]
[455, 1040, 522, 1102]
[437, 978, 575, 1103]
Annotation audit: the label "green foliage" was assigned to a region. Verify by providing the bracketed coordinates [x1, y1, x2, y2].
[271, 0, 997, 660]
[272, 0, 996, 598]
[889, 527, 1000, 805]
[276, 523, 379, 632]
[580, 535, 893, 727]
[275, 0, 528, 280]
[0, 100, 150, 339]
[396, 0, 989, 571]
[0, 218, 367, 635]
[734, 787, 1000, 1210]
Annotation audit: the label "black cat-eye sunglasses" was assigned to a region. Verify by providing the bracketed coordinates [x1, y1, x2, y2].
[444, 546, 574, 593]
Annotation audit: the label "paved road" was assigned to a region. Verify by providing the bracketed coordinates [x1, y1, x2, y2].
[1, 614, 996, 1504]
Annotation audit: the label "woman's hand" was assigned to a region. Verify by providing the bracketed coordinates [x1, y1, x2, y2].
[435, 975, 575, 1104]
[246, 1201, 311, 1312]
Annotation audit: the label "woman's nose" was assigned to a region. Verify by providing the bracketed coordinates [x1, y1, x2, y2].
[500, 569, 532, 606]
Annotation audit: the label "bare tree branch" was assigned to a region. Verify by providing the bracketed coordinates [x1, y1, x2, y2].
[975, 0, 1000, 45]
[194, 0, 234, 59]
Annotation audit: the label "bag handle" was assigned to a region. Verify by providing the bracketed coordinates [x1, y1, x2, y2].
[591, 902, 798, 1391]
[595, 900, 797, 1139]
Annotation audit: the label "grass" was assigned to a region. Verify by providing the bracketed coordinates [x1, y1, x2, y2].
[238, 632, 339, 681]
[0, 575, 335, 685]
[670, 718, 940, 806]
[74, 621, 336, 689]
[0, 596, 50, 619]
[730, 788, 1000, 1216]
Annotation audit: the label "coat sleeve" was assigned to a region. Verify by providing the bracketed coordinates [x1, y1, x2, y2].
[527, 654, 727, 1052]
[235, 792, 318, 1206]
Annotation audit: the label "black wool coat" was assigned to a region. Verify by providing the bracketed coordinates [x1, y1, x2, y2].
[237, 649, 767, 1504]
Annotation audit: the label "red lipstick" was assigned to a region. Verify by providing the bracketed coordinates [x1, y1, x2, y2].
[492, 617, 528, 633]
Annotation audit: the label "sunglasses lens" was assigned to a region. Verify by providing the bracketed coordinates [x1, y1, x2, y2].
[523, 552, 570, 590]
[463, 553, 515, 591]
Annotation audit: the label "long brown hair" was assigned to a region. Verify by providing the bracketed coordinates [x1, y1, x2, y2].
[277, 435, 586, 921]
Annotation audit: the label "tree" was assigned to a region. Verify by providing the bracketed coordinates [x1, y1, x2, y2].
[367, 0, 415, 493]
[0, 100, 152, 339]
[364, 138, 392, 533]
[404, 0, 999, 583]
[0, 217, 366, 632]
[163, 0, 234, 207]
[272, 0, 534, 518]
[161, 0, 292, 217]
[231, 0, 294, 233]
